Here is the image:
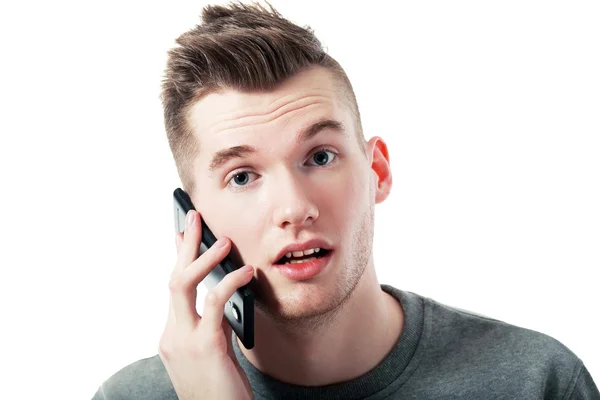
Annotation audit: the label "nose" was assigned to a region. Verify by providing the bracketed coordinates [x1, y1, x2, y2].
[271, 172, 319, 230]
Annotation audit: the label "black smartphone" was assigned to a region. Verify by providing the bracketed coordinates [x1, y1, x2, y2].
[173, 188, 255, 349]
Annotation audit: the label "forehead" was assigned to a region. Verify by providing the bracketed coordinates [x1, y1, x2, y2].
[186, 67, 348, 154]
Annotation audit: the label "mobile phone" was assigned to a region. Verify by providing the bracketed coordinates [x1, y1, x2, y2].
[173, 188, 255, 349]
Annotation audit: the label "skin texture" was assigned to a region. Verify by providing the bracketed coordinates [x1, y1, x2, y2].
[181, 65, 403, 386]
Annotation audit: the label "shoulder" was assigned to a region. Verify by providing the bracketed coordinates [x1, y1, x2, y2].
[424, 296, 585, 391]
[428, 297, 576, 360]
[92, 354, 177, 400]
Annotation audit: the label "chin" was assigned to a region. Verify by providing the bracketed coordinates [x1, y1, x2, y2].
[255, 267, 360, 326]
[282, 283, 335, 316]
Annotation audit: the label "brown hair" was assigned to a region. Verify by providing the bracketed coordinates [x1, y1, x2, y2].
[161, 1, 363, 196]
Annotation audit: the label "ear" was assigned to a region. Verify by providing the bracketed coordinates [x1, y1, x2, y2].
[365, 137, 392, 204]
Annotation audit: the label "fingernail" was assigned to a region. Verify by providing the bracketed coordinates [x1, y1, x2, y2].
[241, 265, 254, 274]
[186, 211, 195, 228]
[215, 238, 227, 247]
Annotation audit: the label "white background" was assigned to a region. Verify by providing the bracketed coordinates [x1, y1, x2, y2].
[0, 1, 598, 398]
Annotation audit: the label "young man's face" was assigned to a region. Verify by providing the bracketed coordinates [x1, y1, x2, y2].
[186, 66, 391, 325]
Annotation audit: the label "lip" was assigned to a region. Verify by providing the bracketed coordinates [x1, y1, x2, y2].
[272, 238, 333, 264]
[273, 250, 333, 280]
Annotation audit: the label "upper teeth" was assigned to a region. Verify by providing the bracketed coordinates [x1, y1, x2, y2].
[286, 248, 320, 258]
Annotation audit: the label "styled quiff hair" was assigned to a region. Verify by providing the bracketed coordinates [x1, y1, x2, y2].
[161, 1, 363, 196]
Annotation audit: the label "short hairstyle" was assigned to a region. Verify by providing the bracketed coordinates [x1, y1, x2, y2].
[161, 1, 363, 196]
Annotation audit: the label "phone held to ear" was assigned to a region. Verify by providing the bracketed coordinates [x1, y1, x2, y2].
[173, 188, 255, 349]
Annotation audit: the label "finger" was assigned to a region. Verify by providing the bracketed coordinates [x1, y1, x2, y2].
[168, 211, 202, 328]
[169, 236, 233, 329]
[174, 210, 203, 273]
[201, 265, 254, 333]
[175, 232, 183, 253]
[180, 236, 231, 286]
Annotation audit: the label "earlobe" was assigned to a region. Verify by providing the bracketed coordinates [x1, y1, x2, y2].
[367, 137, 392, 204]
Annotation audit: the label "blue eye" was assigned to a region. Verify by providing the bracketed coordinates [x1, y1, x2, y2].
[311, 150, 336, 166]
[229, 171, 256, 187]
[233, 173, 249, 185]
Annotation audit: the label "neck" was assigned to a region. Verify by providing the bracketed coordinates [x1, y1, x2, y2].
[237, 264, 404, 386]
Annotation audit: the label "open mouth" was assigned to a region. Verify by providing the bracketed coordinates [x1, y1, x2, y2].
[275, 248, 331, 265]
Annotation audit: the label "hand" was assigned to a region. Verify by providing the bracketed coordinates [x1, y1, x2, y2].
[159, 210, 254, 400]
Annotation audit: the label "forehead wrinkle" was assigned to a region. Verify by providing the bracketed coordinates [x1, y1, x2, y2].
[211, 94, 333, 135]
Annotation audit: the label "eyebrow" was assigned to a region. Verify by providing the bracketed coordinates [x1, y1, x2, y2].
[208, 118, 346, 172]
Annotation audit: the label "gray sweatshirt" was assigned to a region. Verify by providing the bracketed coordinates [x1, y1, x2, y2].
[92, 285, 600, 399]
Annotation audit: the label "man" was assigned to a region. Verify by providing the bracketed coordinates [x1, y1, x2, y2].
[93, 2, 599, 399]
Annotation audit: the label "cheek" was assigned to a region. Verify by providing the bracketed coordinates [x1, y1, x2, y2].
[315, 168, 365, 220]
[208, 193, 270, 261]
